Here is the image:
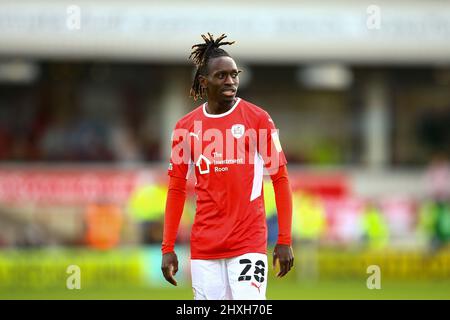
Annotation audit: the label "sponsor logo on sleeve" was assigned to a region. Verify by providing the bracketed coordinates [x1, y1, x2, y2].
[271, 131, 282, 152]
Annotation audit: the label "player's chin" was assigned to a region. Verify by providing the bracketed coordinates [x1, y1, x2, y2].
[220, 93, 236, 104]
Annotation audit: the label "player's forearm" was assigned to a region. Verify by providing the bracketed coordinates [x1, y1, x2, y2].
[270, 165, 293, 245]
[161, 176, 187, 254]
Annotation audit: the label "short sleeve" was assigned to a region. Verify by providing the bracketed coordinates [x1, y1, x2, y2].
[258, 113, 287, 174]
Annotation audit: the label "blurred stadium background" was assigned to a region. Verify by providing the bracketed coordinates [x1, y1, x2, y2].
[0, 0, 449, 299]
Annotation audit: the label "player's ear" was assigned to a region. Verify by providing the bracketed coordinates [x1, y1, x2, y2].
[199, 74, 207, 90]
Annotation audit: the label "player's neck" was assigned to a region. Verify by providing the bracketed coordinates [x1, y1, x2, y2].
[205, 98, 237, 115]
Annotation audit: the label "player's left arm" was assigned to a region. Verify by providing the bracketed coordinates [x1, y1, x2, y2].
[259, 112, 294, 277]
[270, 165, 294, 277]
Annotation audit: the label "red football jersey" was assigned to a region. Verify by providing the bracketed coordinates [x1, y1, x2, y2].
[168, 98, 287, 259]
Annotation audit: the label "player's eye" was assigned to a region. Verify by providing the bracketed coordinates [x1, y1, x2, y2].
[231, 72, 238, 78]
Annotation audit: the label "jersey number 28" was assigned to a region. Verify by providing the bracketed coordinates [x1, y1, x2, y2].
[238, 259, 265, 283]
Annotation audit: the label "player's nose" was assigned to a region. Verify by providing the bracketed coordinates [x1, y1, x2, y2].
[224, 74, 236, 85]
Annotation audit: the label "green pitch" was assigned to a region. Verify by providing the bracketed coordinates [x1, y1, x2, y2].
[2, 280, 449, 300]
[1, 247, 449, 300]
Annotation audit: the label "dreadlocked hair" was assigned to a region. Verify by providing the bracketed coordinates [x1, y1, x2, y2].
[189, 33, 235, 101]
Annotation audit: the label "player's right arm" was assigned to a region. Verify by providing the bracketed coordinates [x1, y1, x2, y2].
[161, 175, 187, 286]
[161, 123, 191, 286]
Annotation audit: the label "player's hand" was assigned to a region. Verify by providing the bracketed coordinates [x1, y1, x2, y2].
[272, 244, 294, 278]
[161, 252, 179, 286]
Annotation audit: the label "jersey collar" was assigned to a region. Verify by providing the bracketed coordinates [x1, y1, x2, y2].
[203, 98, 241, 118]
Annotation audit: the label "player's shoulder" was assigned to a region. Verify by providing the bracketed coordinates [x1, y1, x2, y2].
[174, 104, 204, 129]
[240, 98, 272, 121]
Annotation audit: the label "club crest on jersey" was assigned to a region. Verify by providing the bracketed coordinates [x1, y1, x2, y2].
[231, 124, 245, 139]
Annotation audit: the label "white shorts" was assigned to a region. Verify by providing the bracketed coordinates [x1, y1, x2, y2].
[191, 253, 268, 300]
